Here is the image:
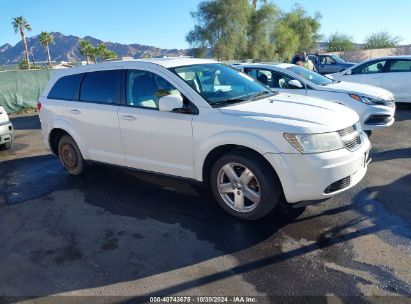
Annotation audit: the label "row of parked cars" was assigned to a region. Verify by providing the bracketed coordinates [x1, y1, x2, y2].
[3, 54, 408, 221]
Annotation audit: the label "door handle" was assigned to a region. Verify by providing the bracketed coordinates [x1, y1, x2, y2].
[120, 114, 137, 121]
[70, 109, 81, 114]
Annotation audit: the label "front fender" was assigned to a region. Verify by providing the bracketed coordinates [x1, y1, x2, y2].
[194, 130, 280, 181]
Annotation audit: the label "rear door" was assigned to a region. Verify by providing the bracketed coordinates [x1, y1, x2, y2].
[382, 59, 411, 102]
[65, 67, 125, 165]
[343, 59, 387, 87]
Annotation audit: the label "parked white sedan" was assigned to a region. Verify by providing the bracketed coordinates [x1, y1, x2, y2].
[328, 56, 411, 103]
[235, 63, 396, 133]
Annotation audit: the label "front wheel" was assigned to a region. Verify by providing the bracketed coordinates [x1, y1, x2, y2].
[0, 140, 12, 150]
[58, 135, 85, 175]
[210, 152, 282, 220]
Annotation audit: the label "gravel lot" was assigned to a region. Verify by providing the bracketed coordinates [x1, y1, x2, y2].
[0, 105, 410, 303]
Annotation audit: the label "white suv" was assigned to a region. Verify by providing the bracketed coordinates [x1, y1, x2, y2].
[39, 58, 371, 220]
[0, 106, 13, 150]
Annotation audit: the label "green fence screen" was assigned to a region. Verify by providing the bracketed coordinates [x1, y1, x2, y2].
[0, 69, 53, 113]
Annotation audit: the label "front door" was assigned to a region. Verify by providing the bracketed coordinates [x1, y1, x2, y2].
[343, 59, 387, 87]
[243, 68, 308, 96]
[118, 69, 195, 178]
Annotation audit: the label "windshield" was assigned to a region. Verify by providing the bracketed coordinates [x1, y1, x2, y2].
[170, 63, 273, 107]
[331, 54, 346, 63]
[286, 65, 335, 86]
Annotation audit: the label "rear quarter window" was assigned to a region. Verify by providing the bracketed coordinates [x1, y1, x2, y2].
[47, 73, 84, 100]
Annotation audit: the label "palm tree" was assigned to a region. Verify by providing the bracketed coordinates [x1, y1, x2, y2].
[79, 40, 93, 64]
[12, 16, 32, 69]
[90, 47, 99, 64]
[39, 31, 54, 67]
[96, 44, 117, 60]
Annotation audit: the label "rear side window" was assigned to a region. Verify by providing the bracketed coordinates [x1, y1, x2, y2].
[80, 70, 121, 104]
[47, 73, 84, 100]
[388, 60, 411, 72]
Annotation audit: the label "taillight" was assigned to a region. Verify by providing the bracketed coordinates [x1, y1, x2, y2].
[37, 101, 42, 112]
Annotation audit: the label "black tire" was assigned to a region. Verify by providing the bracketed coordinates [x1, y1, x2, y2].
[0, 140, 12, 150]
[210, 151, 282, 220]
[365, 130, 372, 137]
[58, 135, 85, 175]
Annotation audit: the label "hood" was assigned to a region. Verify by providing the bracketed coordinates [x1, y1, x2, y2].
[321, 81, 393, 99]
[219, 93, 359, 133]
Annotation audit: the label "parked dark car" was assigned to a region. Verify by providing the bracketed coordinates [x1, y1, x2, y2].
[307, 54, 355, 75]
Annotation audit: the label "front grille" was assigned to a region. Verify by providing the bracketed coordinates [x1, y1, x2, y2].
[338, 126, 355, 137]
[324, 176, 351, 194]
[365, 115, 392, 125]
[338, 123, 362, 151]
[344, 135, 362, 150]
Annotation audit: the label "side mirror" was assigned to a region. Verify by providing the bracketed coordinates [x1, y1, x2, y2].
[159, 94, 184, 112]
[288, 79, 303, 89]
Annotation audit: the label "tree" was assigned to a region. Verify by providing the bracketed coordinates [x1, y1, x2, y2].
[272, 5, 322, 61]
[79, 41, 117, 63]
[247, 1, 278, 60]
[18, 56, 29, 70]
[12, 16, 32, 69]
[79, 40, 94, 64]
[364, 31, 401, 49]
[96, 43, 117, 60]
[186, 0, 251, 60]
[327, 32, 356, 52]
[39, 31, 54, 66]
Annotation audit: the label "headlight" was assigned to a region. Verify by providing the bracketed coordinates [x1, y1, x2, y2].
[349, 94, 387, 105]
[284, 132, 344, 153]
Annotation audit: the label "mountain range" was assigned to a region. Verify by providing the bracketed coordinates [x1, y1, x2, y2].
[0, 32, 188, 65]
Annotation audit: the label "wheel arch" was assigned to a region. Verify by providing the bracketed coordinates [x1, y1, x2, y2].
[201, 144, 283, 193]
[48, 120, 88, 158]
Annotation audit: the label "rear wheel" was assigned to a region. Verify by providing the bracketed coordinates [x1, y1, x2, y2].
[210, 152, 281, 220]
[58, 135, 85, 175]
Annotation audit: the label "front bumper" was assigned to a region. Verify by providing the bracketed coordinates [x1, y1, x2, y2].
[0, 121, 14, 145]
[361, 103, 396, 131]
[264, 134, 371, 203]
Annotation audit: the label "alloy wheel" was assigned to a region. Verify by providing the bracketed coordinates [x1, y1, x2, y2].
[216, 162, 261, 213]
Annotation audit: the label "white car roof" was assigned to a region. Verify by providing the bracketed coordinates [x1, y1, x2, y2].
[138, 57, 218, 68]
[235, 62, 295, 69]
[370, 55, 411, 60]
[50, 57, 219, 80]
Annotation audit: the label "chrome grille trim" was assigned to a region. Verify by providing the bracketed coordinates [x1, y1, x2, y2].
[338, 123, 362, 151]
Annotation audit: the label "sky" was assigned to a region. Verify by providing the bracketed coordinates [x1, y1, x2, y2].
[0, 0, 410, 49]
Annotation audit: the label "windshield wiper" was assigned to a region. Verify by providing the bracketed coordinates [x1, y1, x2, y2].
[248, 90, 274, 100]
[211, 90, 274, 107]
[211, 96, 249, 107]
